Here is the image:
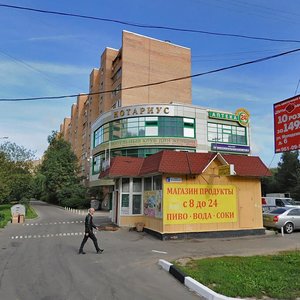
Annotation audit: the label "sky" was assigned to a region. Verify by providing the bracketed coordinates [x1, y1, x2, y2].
[0, 0, 299, 168]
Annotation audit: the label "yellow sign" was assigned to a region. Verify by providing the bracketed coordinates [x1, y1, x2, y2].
[163, 184, 237, 225]
[218, 164, 235, 176]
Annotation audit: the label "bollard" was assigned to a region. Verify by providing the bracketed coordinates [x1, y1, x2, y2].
[281, 227, 284, 237]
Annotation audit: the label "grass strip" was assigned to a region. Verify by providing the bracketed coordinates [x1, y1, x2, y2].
[173, 251, 300, 299]
[0, 204, 38, 228]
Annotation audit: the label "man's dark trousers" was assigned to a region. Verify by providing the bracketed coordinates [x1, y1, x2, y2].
[79, 231, 100, 252]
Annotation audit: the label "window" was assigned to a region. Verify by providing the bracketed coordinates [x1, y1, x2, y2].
[144, 177, 152, 191]
[92, 155, 101, 174]
[112, 84, 121, 97]
[145, 117, 158, 136]
[275, 199, 284, 207]
[208, 123, 247, 145]
[122, 178, 130, 192]
[132, 195, 142, 214]
[121, 194, 130, 215]
[94, 127, 103, 147]
[94, 116, 196, 147]
[120, 178, 143, 216]
[183, 118, 195, 138]
[112, 67, 122, 82]
[287, 209, 300, 216]
[153, 175, 162, 190]
[158, 117, 182, 137]
[133, 178, 142, 192]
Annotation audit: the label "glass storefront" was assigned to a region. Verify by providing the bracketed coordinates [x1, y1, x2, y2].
[94, 116, 195, 148]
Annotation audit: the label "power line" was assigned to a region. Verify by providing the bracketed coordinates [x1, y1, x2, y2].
[1, 3, 300, 44]
[295, 79, 300, 95]
[1, 47, 299, 102]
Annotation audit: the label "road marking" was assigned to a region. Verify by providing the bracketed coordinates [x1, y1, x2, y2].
[152, 250, 168, 254]
[10, 232, 89, 240]
[23, 220, 84, 226]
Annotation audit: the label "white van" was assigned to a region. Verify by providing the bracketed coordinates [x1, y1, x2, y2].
[262, 197, 300, 212]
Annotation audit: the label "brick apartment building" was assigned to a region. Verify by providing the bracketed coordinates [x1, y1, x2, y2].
[60, 30, 192, 185]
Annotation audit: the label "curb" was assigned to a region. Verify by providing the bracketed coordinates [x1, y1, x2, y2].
[158, 259, 237, 300]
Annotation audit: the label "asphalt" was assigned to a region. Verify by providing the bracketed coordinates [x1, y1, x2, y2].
[93, 210, 300, 260]
[2, 202, 300, 300]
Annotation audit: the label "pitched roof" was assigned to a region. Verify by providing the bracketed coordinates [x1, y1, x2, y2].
[99, 150, 271, 178]
[100, 156, 144, 178]
[222, 154, 271, 177]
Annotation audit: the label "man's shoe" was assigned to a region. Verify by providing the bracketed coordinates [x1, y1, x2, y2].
[97, 249, 104, 254]
[79, 251, 86, 254]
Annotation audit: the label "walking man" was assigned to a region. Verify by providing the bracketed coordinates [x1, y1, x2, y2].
[79, 208, 103, 254]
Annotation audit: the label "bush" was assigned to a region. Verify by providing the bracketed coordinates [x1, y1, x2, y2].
[20, 197, 29, 206]
[57, 184, 88, 208]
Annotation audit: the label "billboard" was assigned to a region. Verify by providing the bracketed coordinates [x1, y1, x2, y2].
[274, 94, 300, 153]
[163, 183, 237, 225]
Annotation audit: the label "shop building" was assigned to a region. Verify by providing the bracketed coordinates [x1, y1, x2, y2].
[58, 30, 271, 238]
[100, 150, 271, 239]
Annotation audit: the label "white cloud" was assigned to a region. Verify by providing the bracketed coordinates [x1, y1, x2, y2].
[28, 35, 82, 42]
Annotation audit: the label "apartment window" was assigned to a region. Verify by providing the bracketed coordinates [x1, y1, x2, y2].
[207, 123, 247, 145]
[111, 84, 121, 97]
[112, 67, 122, 82]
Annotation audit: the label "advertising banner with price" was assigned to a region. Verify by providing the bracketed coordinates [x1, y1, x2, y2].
[163, 184, 237, 225]
[274, 94, 300, 153]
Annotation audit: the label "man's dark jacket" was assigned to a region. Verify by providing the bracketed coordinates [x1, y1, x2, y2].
[85, 213, 97, 233]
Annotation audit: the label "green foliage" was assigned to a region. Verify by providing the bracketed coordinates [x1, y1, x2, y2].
[276, 151, 300, 196]
[38, 131, 87, 206]
[263, 151, 300, 200]
[58, 185, 89, 208]
[174, 251, 300, 299]
[0, 142, 35, 203]
[26, 205, 38, 219]
[30, 173, 46, 199]
[0, 204, 12, 228]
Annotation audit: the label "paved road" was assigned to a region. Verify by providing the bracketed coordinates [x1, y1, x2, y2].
[0, 201, 200, 300]
[1, 201, 300, 300]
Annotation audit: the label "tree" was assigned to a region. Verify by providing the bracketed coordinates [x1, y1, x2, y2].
[39, 131, 87, 207]
[0, 142, 35, 203]
[275, 151, 300, 198]
[261, 168, 279, 196]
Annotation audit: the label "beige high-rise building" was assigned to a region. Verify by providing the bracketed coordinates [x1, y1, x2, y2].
[60, 30, 192, 185]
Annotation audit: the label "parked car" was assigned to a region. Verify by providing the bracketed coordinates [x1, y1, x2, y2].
[262, 197, 300, 213]
[263, 207, 300, 234]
